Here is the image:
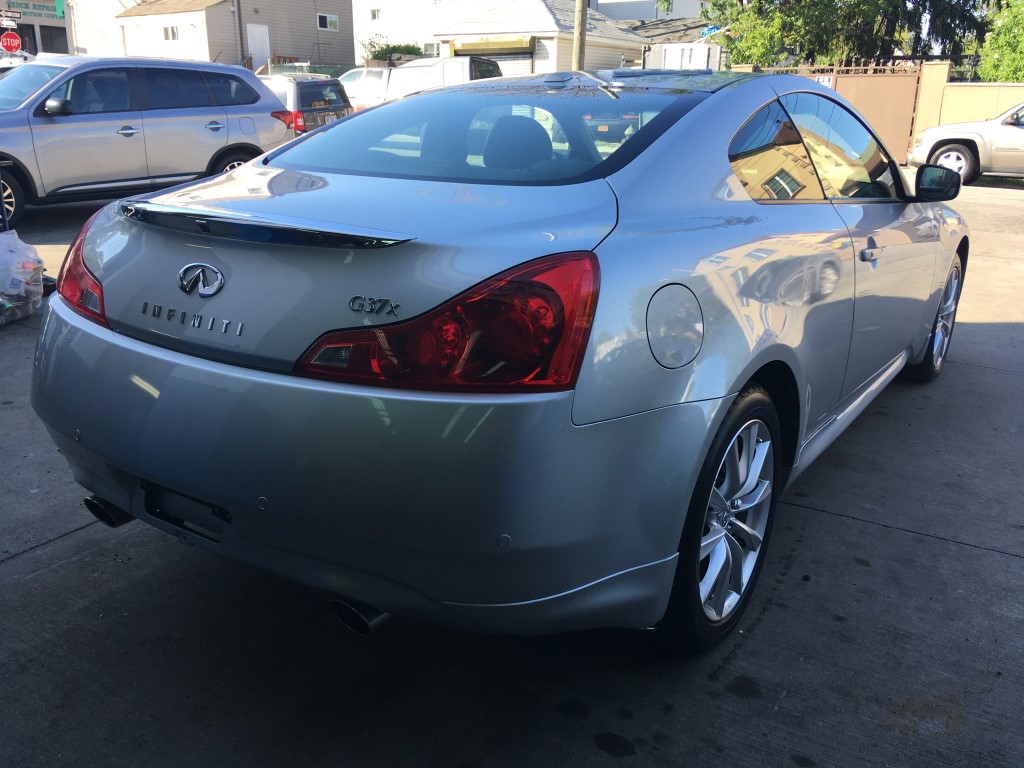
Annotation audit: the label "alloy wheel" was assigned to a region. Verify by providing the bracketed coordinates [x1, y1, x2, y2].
[698, 419, 774, 622]
[931, 264, 961, 369]
[2, 180, 13, 221]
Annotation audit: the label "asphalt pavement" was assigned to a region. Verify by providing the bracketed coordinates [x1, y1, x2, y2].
[1, 185, 1022, 768]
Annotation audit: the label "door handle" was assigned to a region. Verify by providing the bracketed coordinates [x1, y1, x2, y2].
[860, 235, 882, 262]
[116, 126, 140, 136]
[205, 121, 226, 131]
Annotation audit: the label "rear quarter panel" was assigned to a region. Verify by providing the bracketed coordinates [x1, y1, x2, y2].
[574, 77, 858, 449]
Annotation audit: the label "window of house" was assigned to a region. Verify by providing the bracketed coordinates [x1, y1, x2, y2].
[163, 26, 178, 41]
[317, 13, 339, 31]
[780, 92, 899, 200]
[423, 42, 439, 57]
[370, 9, 381, 20]
[728, 100, 823, 202]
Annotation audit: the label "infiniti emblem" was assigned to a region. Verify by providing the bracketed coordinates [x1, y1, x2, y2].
[178, 263, 225, 298]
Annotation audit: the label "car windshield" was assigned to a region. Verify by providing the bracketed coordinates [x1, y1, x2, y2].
[0, 64, 64, 110]
[271, 83, 701, 185]
[298, 80, 348, 110]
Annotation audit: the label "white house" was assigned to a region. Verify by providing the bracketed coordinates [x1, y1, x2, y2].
[588, 0, 708, 21]
[352, 0, 646, 72]
[64, 0, 354, 70]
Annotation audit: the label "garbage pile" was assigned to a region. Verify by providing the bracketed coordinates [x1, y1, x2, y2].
[0, 230, 45, 327]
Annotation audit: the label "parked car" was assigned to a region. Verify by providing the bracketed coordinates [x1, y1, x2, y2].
[908, 102, 1024, 183]
[0, 51, 34, 75]
[258, 73, 352, 137]
[33, 70, 967, 651]
[339, 55, 502, 110]
[0, 55, 291, 227]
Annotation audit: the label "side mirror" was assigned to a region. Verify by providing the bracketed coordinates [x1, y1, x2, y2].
[43, 97, 73, 117]
[916, 164, 961, 202]
[1003, 112, 1021, 126]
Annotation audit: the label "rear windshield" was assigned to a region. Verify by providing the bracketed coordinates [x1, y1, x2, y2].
[471, 59, 502, 80]
[298, 80, 350, 109]
[271, 84, 702, 185]
[0, 64, 64, 110]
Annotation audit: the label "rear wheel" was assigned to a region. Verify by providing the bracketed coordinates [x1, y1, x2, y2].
[906, 255, 962, 382]
[210, 151, 254, 175]
[1, 173, 24, 229]
[929, 143, 978, 184]
[658, 384, 781, 652]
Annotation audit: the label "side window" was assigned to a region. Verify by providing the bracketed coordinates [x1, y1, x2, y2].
[50, 68, 132, 114]
[204, 73, 259, 106]
[780, 92, 898, 200]
[728, 100, 823, 201]
[142, 68, 211, 110]
[470, 58, 502, 80]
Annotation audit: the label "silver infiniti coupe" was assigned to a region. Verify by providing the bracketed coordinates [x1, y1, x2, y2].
[32, 70, 967, 650]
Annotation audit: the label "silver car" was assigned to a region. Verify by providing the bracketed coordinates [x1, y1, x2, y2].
[0, 56, 290, 227]
[908, 102, 1024, 183]
[32, 71, 967, 650]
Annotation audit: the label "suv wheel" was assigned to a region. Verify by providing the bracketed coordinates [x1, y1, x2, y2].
[211, 151, 255, 175]
[1, 173, 24, 229]
[929, 143, 978, 184]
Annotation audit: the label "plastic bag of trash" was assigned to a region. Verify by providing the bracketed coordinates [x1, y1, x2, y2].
[0, 230, 45, 327]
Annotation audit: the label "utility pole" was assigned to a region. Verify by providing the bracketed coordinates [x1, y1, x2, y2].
[572, 0, 587, 70]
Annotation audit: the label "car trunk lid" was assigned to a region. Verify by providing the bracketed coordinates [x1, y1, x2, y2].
[85, 164, 617, 372]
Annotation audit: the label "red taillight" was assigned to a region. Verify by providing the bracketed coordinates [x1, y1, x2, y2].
[296, 252, 600, 392]
[271, 110, 293, 129]
[57, 211, 107, 327]
[292, 110, 306, 132]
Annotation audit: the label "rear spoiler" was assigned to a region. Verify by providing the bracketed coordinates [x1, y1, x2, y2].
[119, 201, 412, 249]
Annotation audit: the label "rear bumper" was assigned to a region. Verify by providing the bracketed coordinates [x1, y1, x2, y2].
[32, 298, 726, 633]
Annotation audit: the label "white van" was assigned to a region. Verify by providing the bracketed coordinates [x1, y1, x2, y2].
[339, 56, 502, 110]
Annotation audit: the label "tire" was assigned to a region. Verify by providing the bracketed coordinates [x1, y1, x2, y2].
[658, 384, 782, 652]
[929, 144, 978, 184]
[905, 255, 962, 383]
[210, 151, 254, 176]
[1, 172, 24, 229]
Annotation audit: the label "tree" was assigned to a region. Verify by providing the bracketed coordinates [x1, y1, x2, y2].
[702, 0, 990, 67]
[364, 35, 424, 62]
[978, 0, 1024, 80]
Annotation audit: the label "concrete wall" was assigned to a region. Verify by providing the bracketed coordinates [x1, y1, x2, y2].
[121, 11, 213, 61]
[352, 0, 471, 63]
[552, 35, 641, 70]
[592, 0, 705, 20]
[915, 62, 1024, 131]
[650, 41, 723, 70]
[237, 0, 354, 66]
[206, 3, 241, 64]
[68, 0, 141, 55]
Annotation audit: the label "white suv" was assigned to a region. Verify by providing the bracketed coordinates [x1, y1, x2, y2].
[908, 103, 1024, 183]
[0, 56, 291, 227]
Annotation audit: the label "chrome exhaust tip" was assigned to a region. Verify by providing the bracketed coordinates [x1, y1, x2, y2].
[331, 598, 388, 637]
[83, 495, 135, 528]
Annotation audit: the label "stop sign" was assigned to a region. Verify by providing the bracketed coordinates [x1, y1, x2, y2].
[0, 32, 21, 54]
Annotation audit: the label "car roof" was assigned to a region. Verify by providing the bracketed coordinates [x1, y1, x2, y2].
[260, 73, 338, 82]
[457, 69, 757, 95]
[18, 54, 255, 74]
